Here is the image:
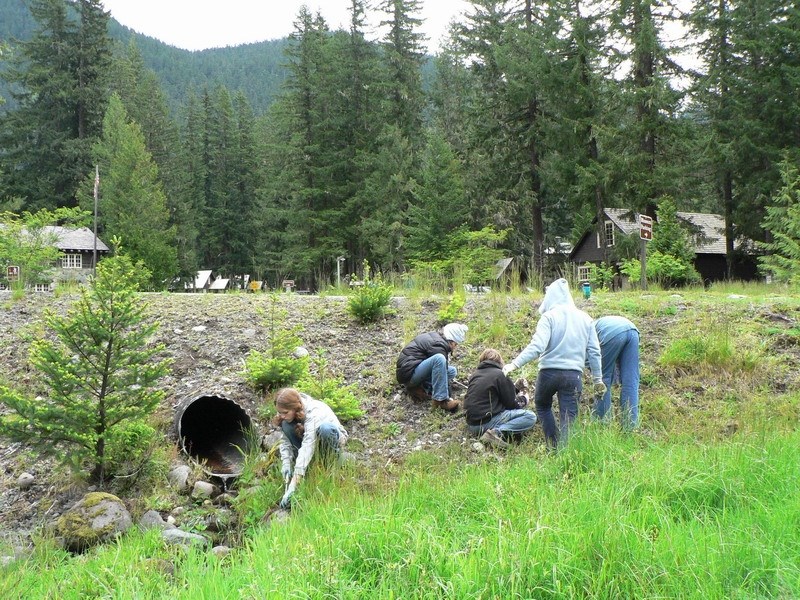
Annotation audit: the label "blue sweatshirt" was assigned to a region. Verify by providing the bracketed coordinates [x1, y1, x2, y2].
[594, 315, 638, 345]
[511, 279, 602, 382]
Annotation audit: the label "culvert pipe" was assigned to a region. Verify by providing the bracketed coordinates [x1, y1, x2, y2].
[175, 393, 255, 481]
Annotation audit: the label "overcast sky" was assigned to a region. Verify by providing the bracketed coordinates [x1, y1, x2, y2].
[101, 0, 472, 53]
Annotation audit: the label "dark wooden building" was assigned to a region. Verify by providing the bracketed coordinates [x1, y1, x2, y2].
[569, 208, 758, 284]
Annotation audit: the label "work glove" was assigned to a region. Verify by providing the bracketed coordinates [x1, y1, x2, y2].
[281, 465, 292, 484]
[502, 363, 517, 376]
[589, 381, 607, 398]
[279, 479, 298, 509]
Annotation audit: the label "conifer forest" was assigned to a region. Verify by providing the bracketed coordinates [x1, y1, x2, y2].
[1, 0, 799, 290]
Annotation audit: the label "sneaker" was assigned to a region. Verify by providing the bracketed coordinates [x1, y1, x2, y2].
[480, 428, 510, 449]
[431, 398, 460, 413]
[406, 385, 432, 402]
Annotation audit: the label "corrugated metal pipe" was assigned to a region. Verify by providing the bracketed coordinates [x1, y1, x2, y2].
[175, 393, 254, 482]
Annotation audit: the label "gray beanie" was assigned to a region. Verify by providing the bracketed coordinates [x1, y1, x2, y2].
[442, 323, 468, 344]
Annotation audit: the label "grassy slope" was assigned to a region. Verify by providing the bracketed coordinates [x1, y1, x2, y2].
[2, 284, 800, 598]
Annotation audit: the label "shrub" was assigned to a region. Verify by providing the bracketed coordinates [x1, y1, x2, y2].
[347, 263, 393, 323]
[437, 292, 466, 325]
[621, 251, 701, 288]
[297, 354, 364, 421]
[244, 294, 309, 391]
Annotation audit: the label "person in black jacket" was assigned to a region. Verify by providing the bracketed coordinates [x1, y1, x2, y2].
[464, 348, 537, 448]
[396, 323, 467, 412]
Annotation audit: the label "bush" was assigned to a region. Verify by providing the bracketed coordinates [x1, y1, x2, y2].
[437, 293, 466, 325]
[297, 354, 364, 421]
[347, 264, 393, 323]
[620, 251, 701, 288]
[103, 421, 158, 480]
[244, 346, 309, 392]
[244, 294, 309, 391]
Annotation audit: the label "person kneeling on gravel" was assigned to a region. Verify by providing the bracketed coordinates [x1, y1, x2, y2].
[395, 323, 468, 412]
[463, 348, 537, 448]
[273, 387, 349, 509]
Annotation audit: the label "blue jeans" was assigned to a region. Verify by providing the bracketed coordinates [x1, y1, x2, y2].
[281, 421, 341, 457]
[467, 409, 537, 438]
[534, 369, 582, 449]
[409, 354, 456, 401]
[593, 329, 640, 429]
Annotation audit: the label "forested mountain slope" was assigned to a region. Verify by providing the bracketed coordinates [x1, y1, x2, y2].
[0, 0, 290, 114]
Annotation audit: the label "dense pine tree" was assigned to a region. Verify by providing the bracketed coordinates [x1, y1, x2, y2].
[0, 0, 112, 210]
[79, 94, 177, 288]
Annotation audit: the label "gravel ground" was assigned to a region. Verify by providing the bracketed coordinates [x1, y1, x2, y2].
[0, 291, 482, 547]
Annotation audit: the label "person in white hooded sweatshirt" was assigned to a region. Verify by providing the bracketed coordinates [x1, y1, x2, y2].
[503, 279, 605, 448]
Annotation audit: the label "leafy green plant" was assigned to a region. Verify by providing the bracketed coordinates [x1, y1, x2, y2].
[621, 251, 702, 288]
[103, 421, 158, 482]
[437, 292, 466, 325]
[244, 294, 308, 391]
[347, 261, 394, 324]
[297, 353, 364, 421]
[0, 254, 169, 483]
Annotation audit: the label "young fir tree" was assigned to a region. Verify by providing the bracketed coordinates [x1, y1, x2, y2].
[79, 93, 178, 289]
[758, 159, 800, 285]
[0, 253, 171, 483]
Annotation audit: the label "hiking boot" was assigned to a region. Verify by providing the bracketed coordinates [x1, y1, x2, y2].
[406, 385, 432, 402]
[480, 428, 510, 449]
[431, 398, 460, 413]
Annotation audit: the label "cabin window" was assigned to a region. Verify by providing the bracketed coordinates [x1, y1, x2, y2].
[605, 221, 615, 247]
[596, 222, 616, 248]
[62, 253, 82, 269]
[577, 264, 592, 281]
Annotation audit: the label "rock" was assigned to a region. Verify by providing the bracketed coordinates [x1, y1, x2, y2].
[139, 510, 168, 530]
[204, 509, 232, 533]
[167, 465, 192, 492]
[141, 558, 175, 576]
[170, 506, 186, 517]
[166, 515, 177, 526]
[212, 545, 231, 558]
[17, 472, 35, 489]
[191, 325, 207, 332]
[261, 431, 282, 450]
[191, 481, 218, 500]
[162, 528, 209, 547]
[292, 346, 309, 358]
[213, 493, 236, 507]
[269, 509, 291, 524]
[55, 492, 132, 552]
[471, 442, 485, 453]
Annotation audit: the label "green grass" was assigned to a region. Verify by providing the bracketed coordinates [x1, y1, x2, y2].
[4, 428, 800, 598]
[4, 284, 800, 598]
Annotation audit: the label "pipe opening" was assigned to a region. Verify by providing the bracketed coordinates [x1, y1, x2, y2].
[176, 394, 254, 478]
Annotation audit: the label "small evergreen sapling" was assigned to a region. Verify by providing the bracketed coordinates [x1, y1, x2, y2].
[244, 293, 309, 391]
[0, 254, 170, 483]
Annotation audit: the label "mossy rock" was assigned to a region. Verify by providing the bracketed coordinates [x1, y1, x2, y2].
[55, 492, 132, 552]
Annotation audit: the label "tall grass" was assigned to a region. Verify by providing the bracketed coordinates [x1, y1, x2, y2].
[5, 428, 799, 598]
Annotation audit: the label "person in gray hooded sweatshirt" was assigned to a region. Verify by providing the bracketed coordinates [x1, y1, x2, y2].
[503, 278, 605, 448]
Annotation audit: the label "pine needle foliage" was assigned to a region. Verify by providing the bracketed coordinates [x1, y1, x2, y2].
[244, 294, 308, 391]
[759, 159, 800, 285]
[0, 254, 170, 483]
